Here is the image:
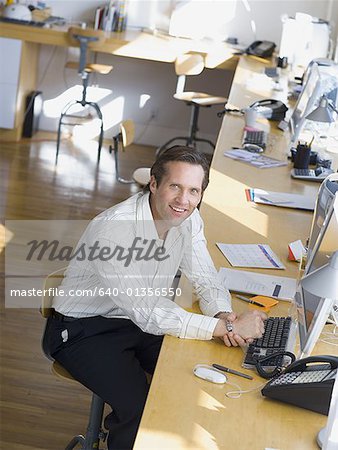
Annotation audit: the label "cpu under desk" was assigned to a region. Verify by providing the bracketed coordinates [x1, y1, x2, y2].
[133, 57, 330, 450]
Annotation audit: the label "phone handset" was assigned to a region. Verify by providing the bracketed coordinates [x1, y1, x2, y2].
[284, 355, 338, 373]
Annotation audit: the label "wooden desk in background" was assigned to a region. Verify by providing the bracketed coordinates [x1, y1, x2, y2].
[133, 57, 332, 450]
[0, 22, 236, 141]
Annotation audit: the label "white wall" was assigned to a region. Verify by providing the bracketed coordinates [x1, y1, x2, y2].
[36, 0, 337, 150]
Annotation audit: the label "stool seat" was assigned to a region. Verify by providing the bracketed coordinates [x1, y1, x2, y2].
[133, 167, 151, 185]
[65, 61, 113, 75]
[174, 91, 227, 106]
[52, 361, 77, 382]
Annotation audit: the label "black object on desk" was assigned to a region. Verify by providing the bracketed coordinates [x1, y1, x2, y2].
[0, 16, 46, 27]
[293, 143, 311, 169]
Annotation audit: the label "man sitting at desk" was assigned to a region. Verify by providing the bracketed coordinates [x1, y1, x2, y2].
[46, 146, 266, 449]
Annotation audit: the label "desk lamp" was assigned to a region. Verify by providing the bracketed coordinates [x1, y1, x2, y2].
[300, 250, 338, 450]
[306, 96, 338, 123]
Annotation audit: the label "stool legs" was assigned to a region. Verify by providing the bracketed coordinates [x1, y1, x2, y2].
[64, 393, 106, 450]
[56, 99, 78, 164]
[88, 101, 104, 163]
[56, 100, 104, 164]
[156, 103, 215, 157]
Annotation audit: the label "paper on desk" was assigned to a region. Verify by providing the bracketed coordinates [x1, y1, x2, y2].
[248, 188, 315, 211]
[218, 267, 297, 301]
[216, 243, 285, 269]
[224, 149, 287, 168]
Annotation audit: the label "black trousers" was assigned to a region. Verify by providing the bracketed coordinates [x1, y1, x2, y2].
[45, 316, 163, 450]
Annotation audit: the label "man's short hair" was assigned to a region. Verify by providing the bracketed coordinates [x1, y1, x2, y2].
[146, 146, 210, 192]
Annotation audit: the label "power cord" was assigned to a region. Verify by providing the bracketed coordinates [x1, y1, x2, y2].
[217, 106, 243, 118]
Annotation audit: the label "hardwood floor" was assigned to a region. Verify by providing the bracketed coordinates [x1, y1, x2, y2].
[0, 134, 156, 449]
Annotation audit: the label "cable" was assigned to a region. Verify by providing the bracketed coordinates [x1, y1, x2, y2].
[225, 380, 266, 399]
[217, 107, 243, 118]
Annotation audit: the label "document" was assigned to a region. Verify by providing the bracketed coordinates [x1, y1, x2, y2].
[224, 149, 287, 168]
[218, 267, 297, 301]
[216, 243, 285, 269]
[245, 188, 315, 211]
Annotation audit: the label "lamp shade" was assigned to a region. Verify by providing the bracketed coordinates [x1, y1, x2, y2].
[301, 251, 338, 299]
[306, 96, 335, 123]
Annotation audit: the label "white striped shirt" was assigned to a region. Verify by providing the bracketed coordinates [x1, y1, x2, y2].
[53, 192, 232, 340]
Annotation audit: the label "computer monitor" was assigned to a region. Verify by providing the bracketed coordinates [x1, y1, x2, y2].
[294, 190, 338, 358]
[289, 63, 321, 148]
[307, 174, 338, 263]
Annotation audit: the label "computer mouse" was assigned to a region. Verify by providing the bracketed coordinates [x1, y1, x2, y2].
[193, 364, 227, 384]
[243, 143, 264, 153]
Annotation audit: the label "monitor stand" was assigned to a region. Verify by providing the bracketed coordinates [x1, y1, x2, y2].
[316, 427, 326, 449]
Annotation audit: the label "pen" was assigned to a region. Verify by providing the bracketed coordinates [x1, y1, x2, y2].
[212, 363, 253, 380]
[236, 294, 266, 308]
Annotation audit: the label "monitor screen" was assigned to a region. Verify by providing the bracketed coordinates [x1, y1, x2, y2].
[289, 63, 321, 147]
[295, 190, 338, 358]
[307, 174, 338, 264]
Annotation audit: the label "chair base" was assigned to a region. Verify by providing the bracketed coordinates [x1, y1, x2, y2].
[56, 99, 104, 165]
[156, 102, 215, 157]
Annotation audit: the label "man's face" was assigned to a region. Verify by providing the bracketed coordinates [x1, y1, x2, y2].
[149, 161, 204, 229]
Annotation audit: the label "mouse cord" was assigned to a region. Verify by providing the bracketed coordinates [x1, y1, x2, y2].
[225, 380, 267, 399]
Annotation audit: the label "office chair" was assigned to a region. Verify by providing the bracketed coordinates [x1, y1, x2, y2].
[56, 27, 113, 164]
[156, 53, 227, 156]
[41, 268, 107, 450]
[109, 119, 151, 185]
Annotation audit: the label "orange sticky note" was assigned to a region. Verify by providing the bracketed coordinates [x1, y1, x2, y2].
[248, 295, 279, 313]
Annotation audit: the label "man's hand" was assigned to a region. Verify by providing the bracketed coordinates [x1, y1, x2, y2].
[230, 310, 266, 346]
[213, 310, 267, 347]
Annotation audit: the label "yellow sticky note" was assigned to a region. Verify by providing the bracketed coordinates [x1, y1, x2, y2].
[248, 295, 279, 313]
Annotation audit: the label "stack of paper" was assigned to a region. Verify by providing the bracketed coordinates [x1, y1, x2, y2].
[246, 188, 315, 211]
[216, 243, 285, 269]
[218, 268, 297, 301]
[224, 149, 287, 168]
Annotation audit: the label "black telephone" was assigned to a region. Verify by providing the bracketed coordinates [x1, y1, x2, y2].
[249, 99, 288, 121]
[261, 355, 338, 415]
[246, 40, 276, 58]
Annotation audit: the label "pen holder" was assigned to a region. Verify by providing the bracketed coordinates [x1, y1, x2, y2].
[294, 144, 311, 169]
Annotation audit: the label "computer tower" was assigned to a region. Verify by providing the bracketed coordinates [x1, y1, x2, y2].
[22, 91, 43, 138]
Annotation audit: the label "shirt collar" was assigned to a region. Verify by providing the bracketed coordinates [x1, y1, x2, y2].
[136, 192, 191, 244]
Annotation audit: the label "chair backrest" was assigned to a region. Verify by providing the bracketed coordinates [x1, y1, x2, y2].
[41, 267, 66, 361]
[120, 120, 135, 149]
[175, 53, 205, 95]
[41, 267, 66, 319]
[67, 27, 106, 75]
[175, 53, 204, 76]
[67, 27, 106, 48]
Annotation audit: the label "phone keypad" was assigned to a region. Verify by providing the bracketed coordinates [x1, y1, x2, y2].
[270, 369, 332, 385]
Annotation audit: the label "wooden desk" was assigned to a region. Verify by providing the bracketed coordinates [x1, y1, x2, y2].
[0, 23, 236, 140]
[0, 23, 235, 67]
[133, 57, 331, 449]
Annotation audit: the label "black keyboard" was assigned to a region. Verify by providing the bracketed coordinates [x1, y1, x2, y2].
[0, 17, 46, 27]
[242, 129, 268, 149]
[243, 316, 292, 368]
